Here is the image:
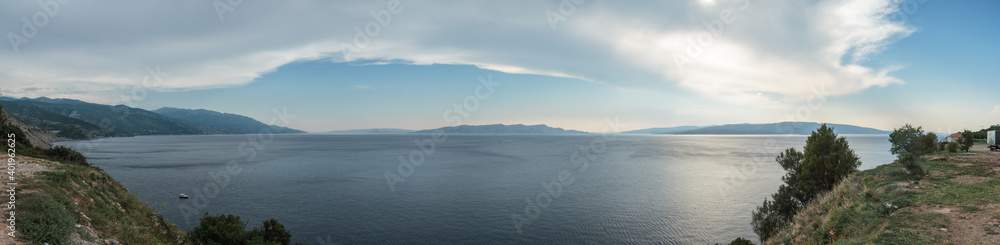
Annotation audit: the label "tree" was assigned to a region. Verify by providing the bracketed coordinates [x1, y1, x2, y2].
[189, 214, 296, 245]
[972, 124, 1000, 139]
[726, 237, 755, 245]
[948, 141, 959, 152]
[798, 124, 861, 201]
[188, 214, 248, 245]
[959, 130, 974, 152]
[248, 219, 292, 245]
[888, 124, 924, 157]
[889, 124, 931, 179]
[919, 132, 938, 154]
[752, 124, 860, 242]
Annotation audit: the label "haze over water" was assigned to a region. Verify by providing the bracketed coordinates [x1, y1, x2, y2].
[58, 134, 892, 244]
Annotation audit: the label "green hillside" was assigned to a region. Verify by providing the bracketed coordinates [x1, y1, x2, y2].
[764, 145, 1000, 244]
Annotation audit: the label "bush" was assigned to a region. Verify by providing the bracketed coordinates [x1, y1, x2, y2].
[188, 214, 248, 244]
[938, 141, 948, 151]
[960, 130, 974, 152]
[898, 153, 924, 180]
[919, 132, 938, 154]
[727, 237, 755, 245]
[20, 194, 77, 245]
[752, 187, 798, 242]
[188, 214, 295, 245]
[38, 146, 89, 166]
[889, 124, 924, 157]
[948, 141, 959, 152]
[247, 219, 292, 245]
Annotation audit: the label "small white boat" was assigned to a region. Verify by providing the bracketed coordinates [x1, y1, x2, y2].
[179, 194, 189, 199]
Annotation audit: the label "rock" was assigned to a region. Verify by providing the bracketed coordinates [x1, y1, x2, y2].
[940, 228, 948, 232]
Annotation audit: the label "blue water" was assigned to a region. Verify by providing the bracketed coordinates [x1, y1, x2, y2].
[57, 134, 892, 244]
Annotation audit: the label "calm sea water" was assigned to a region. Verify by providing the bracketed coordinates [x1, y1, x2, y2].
[57, 134, 892, 244]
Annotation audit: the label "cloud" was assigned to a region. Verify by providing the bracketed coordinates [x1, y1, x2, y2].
[0, 0, 915, 104]
[352, 84, 373, 90]
[993, 105, 1000, 114]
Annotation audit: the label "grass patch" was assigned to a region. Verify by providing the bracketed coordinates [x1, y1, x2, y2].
[19, 193, 77, 245]
[918, 178, 1000, 205]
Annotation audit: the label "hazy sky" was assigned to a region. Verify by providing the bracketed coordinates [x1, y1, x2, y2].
[1, 1, 997, 132]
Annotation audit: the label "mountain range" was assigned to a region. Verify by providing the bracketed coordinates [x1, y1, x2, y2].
[666, 122, 889, 135]
[319, 128, 416, 134]
[153, 107, 304, 134]
[0, 97, 889, 139]
[0, 97, 305, 140]
[621, 125, 713, 134]
[334, 122, 888, 135]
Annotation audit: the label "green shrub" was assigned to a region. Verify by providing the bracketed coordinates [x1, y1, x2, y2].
[247, 219, 292, 245]
[919, 132, 938, 154]
[960, 130, 974, 152]
[889, 124, 924, 157]
[727, 237, 755, 245]
[898, 153, 924, 180]
[38, 146, 89, 166]
[20, 194, 77, 245]
[948, 141, 959, 152]
[188, 214, 248, 244]
[938, 141, 948, 151]
[188, 214, 294, 245]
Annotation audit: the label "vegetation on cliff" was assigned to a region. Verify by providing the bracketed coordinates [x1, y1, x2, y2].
[731, 123, 1000, 244]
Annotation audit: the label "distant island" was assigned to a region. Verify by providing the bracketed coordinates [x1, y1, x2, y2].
[319, 128, 415, 134]
[664, 122, 889, 135]
[621, 125, 713, 134]
[413, 124, 589, 134]
[327, 122, 888, 135]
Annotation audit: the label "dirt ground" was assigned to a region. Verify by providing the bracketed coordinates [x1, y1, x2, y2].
[928, 145, 1000, 245]
[0, 156, 51, 244]
[930, 203, 1000, 245]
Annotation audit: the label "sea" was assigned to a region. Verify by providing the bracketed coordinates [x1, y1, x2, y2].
[56, 134, 893, 244]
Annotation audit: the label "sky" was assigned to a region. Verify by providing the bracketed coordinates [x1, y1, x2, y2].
[0, 0, 997, 133]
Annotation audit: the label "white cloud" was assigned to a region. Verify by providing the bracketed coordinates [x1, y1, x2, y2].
[0, 0, 915, 104]
[992, 105, 1000, 114]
